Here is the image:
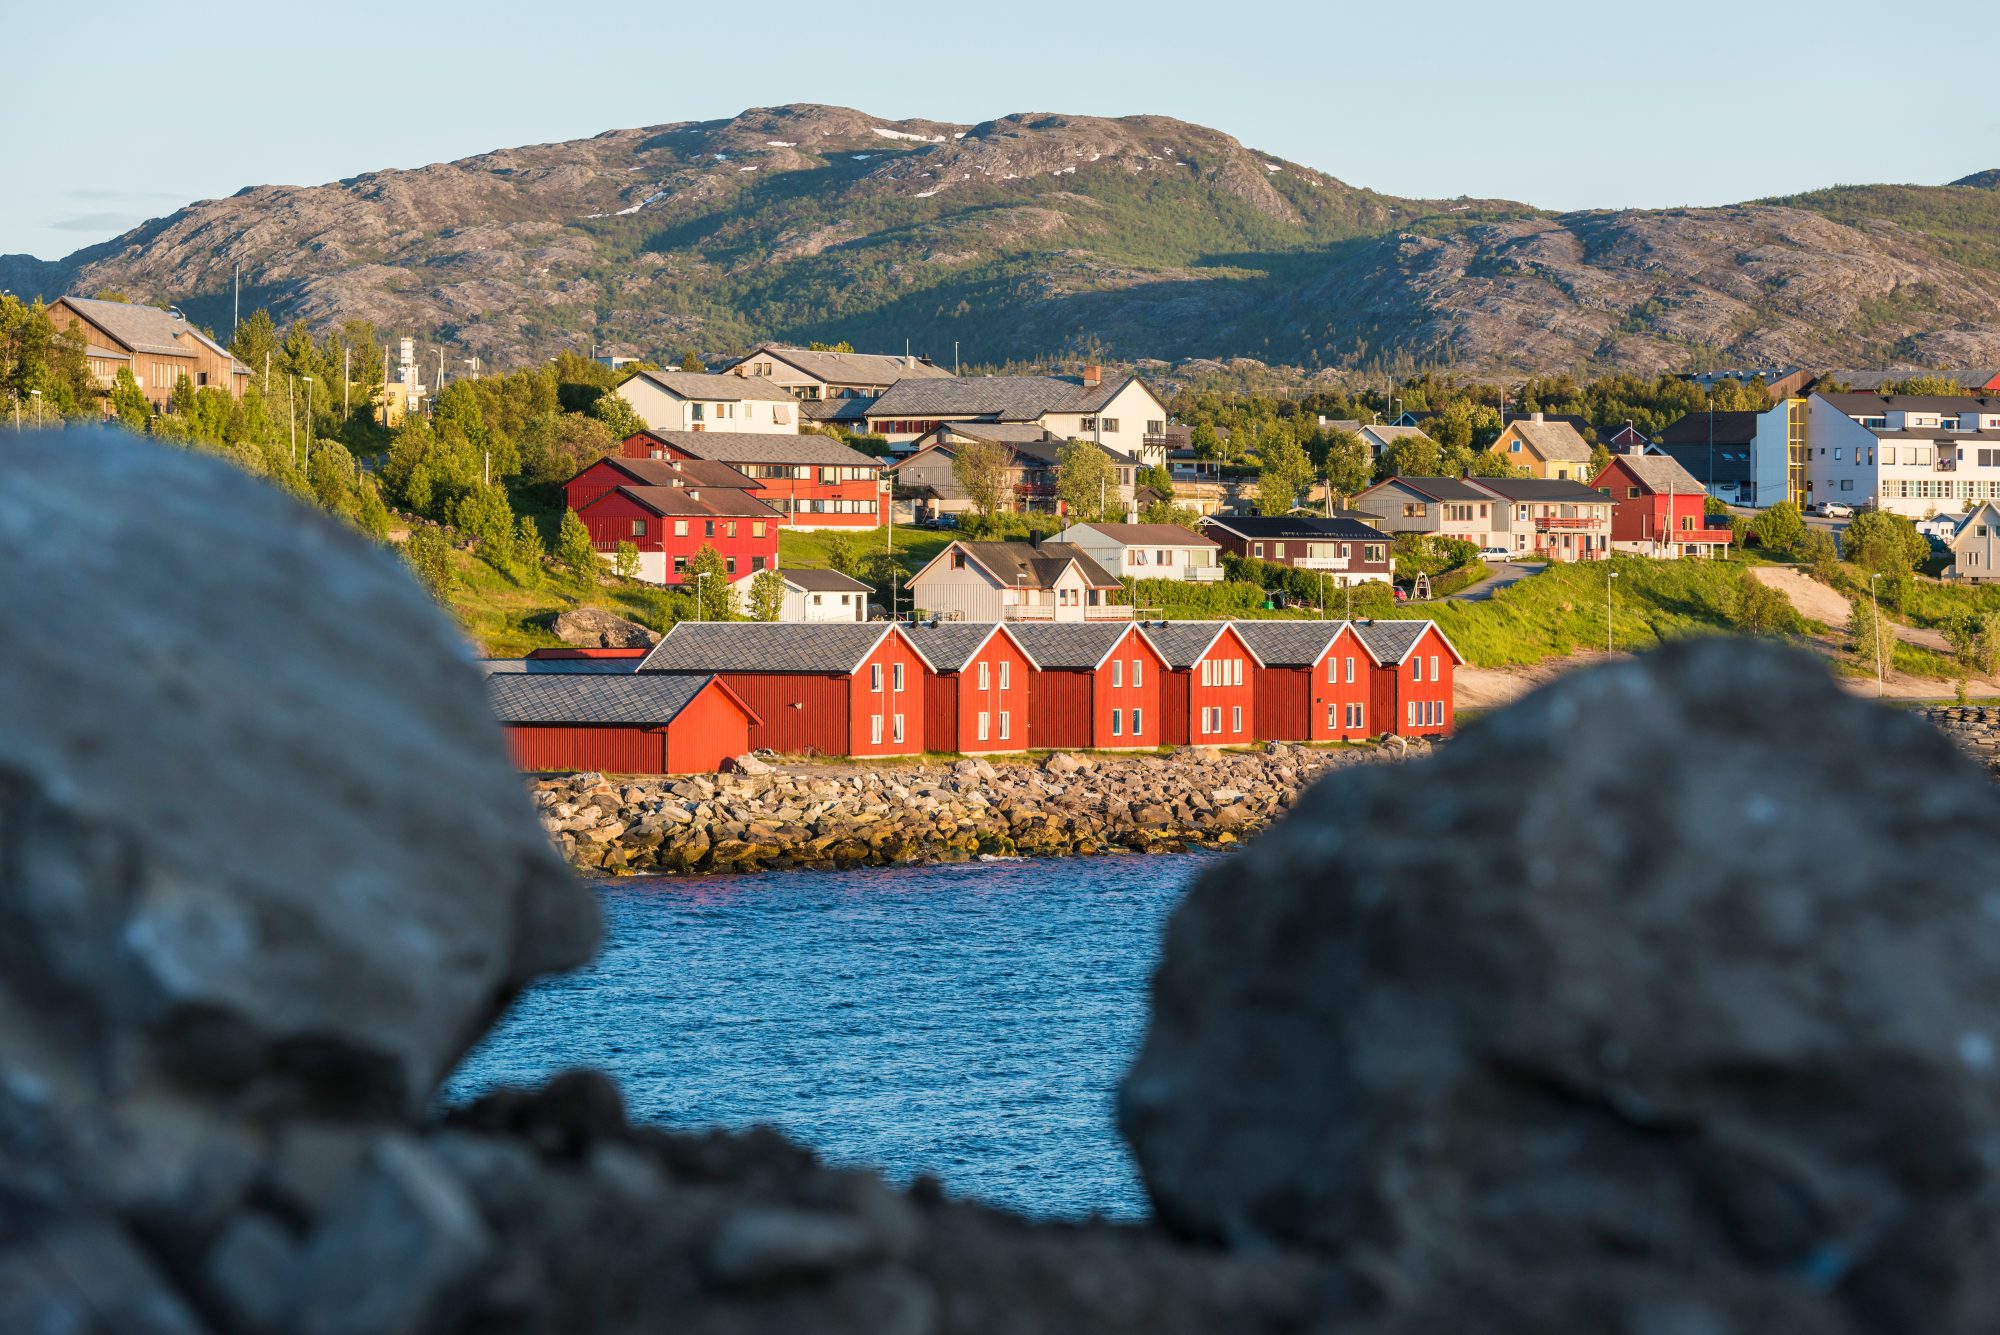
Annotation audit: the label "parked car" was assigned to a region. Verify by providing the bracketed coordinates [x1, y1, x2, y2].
[1812, 501, 1854, 519]
[1476, 546, 1512, 563]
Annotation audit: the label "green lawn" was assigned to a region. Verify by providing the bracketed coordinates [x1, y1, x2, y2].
[440, 545, 674, 657]
[778, 524, 954, 578]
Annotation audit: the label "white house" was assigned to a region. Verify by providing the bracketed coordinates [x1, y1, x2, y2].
[1052, 522, 1224, 582]
[730, 567, 874, 621]
[719, 344, 950, 400]
[1945, 501, 2000, 583]
[1806, 392, 2000, 518]
[617, 370, 801, 434]
[906, 540, 1129, 623]
[863, 368, 1169, 468]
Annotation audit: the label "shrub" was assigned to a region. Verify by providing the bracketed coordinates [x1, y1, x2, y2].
[1750, 501, 1804, 554]
[1729, 569, 1801, 636]
[1799, 527, 1839, 581]
[401, 526, 453, 598]
[613, 540, 641, 580]
[1842, 509, 1928, 577]
[556, 508, 598, 576]
[1127, 578, 1269, 618]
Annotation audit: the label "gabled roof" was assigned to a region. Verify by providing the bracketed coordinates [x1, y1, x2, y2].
[1358, 424, 1433, 448]
[1059, 523, 1219, 548]
[1007, 621, 1150, 671]
[866, 371, 1157, 420]
[55, 296, 249, 375]
[638, 622, 898, 674]
[914, 541, 1121, 591]
[1351, 619, 1463, 667]
[798, 397, 876, 423]
[1358, 476, 1490, 503]
[479, 658, 641, 676]
[769, 567, 874, 594]
[486, 671, 758, 726]
[642, 430, 880, 467]
[1499, 417, 1593, 462]
[1142, 621, 1265, 670]
[624, 369, 797, 403]
[899, 621, 1023, 672]
[602, 485, 782, 519]
[1199, 514, 1386, 541]
[1951, 501, 2000, 544]
[1232, 620, 1354, 667]
[1820, 391, 2000, 416]
[732, 344, 951, 386]
[932, 421, 1069, 445]
[593, 451, 762, 490]
[1822, 370, 2000, 393]
[1601, 453, 1705, 495]
[1657, 410, 1761, 447]
[1466, 477, 1612, 504]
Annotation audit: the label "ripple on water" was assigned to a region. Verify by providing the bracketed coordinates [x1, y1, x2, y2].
[444, 852, 1219, 1220]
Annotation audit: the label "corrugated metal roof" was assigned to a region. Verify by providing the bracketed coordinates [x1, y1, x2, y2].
[647, 430, 880, 468]
[486, 671, 715, 723]
[778, 568, 874, 593]
[638, 622, 892, 673]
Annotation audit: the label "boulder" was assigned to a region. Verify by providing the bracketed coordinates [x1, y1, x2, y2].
[724, 752, 775, 776]
[1122, 637, 2000, 1329]
[550, 606, 659, 649]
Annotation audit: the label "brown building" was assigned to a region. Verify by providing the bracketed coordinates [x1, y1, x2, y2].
[1197, 515, 1393, 585]
[46, 296, 252, 409]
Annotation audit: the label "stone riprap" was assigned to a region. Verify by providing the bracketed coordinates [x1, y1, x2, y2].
[1918, 705, 2000, 776]
[534, 741, 1431, 876]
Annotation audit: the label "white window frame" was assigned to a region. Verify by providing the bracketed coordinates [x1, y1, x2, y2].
[892, 713, 905, 744]
[871, 714, 884, 744]
[978, 661, 990, 691]
[871, 663, 883, 692]
[1112, 659, 1124, 689]
[999, 711, 1010, 740]
[999, 660, 1011, 690]
[1131, 706, 1142, 736]
[977, 711, 990, 741]
[1110, 708, 1123, 737]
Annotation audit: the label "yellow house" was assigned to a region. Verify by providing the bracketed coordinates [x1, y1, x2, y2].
[1486, 413, 1594, 480]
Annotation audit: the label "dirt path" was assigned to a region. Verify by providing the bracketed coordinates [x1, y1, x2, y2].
[1748, 566, 1954, 654]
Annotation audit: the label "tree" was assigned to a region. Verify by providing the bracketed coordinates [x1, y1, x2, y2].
[684, 544, 733, 620]
[557, 508, 599, 577]
[513, 514, 547, 586]
[678, 351, 704, 373]
[951, 437, 1013, 517]
[589, 391, 647, 441]
[1256, 432, 1314, 515]
[613, 540, 641, 580]
[1055, 440, 1117, 522]
[1319, 431, 1373, 504]
[1730, 570, 1802, 636]
[1750, 501, 1805, 554]
[1377, 431, 1445, 478]
[354, 481, 391, 542]
[1467, 449, 1531, 479]
[1884, 375, 1966, 396]
[1845, 599, 1886, 674]
[1841, 509, 1927, 577]
[519, 412, 616, 485]
[451, 484, 516, 569]
[109, 368, 151, 431]
[806, 340, 854, 353]
[1799, 526, 1840, 582]
[1943, 609, 2000, 678]
[1703, 495, 1731, 517]
[1587, 443, 1614, 480]
[748, 567, 787, 621]
[401, 527, 453, 598]
[1136, 463, 1175, 499]
[1190, 421, 1222, 460]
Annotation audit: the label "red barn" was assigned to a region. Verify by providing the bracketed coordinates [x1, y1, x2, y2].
[486, 672, 759, 775]
[1590, 454, 1732, 558]
[1353, 620, 1462, 738]
[1236, 621, 1378, 742]
[636, 622, 925, 758]
[1010, 622, 1167, 751]
[620, 430, 885, 531]
[904, 622, 1034, 754]
[573, 485, 782, 586]
[1145, 622, 1263, 747]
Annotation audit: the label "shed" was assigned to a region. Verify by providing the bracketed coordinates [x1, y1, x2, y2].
[903, 622, 1034, 754]
[485, 672, 760, 774]
[1235, 620, 1377, 741]
[1143, 622, 1264, 747]
[1351, 619, 1463, 738]
[1010, 622, 1166, 751]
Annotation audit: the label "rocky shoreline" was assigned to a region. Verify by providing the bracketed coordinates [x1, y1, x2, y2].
[534, 741, 1432, 877]
[1919, 705, 2000, 776]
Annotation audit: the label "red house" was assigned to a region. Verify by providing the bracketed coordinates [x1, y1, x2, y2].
[1591, 454, 1732, 558]
[637, 622, 926, 758]
[1146, 622, 1263, 747]
[563, 453, 763, 513]
[621, 430, 885, 530]
[486, 672, 760, 775]
[903, 622, 1034, 754]
[573, 485, 782, 585]
[1010, 622, 1167, 751]
[1353, 621, 1462, 739]
[1236, 621, 1378, 742]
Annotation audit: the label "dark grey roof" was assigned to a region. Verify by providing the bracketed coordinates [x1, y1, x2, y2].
[1362, 476, 1490, 503]
[486, 671, 718, 724]
[604, 452, 761, 489]
[1200, 515, 1386, 541]
[643, 430, 879, 467]
[478, 659, 640, 675]
[638, 622, 893, 674]
[779, 568, 873, 593]
[613, 485, 782, 518]
[1822, 371, 1999, 393]
[1142, 622, 1255, 669]
[1821, 392, 2000, 415]
[1653, 440, 1751, 484]
[900, 622, 1008, 671]
[933, 421, 1068, 445]
[955, 541, 1121, 589]
[626, 369, 797, 402]
[1008, 621, 1137, 670]
[1658, 410, 1760, 447]
[1352, 620, 1430, 665]
[867, 372, 1151, 420]
[798, 397, 876, 422]
[1233, 620, 1350, 667]
[734, 344, 951, 386]
[1468, 478, 1612, 503]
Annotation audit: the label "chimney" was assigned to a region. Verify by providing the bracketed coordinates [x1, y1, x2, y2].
[1081, 364, 1102, 388]
[687, 489, 700, 501]
[1530, 411, 1545, 422]
[1125, 507, 1139, 524]
[1029, 530, 1042, 550]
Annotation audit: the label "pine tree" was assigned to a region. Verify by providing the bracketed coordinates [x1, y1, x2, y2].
[556, 508, 599, 577]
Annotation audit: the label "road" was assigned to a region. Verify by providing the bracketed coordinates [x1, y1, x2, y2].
[1446, 561, 1539, 602]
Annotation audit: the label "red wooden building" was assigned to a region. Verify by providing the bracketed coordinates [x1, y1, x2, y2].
[1010, 622, 1167, 751]
[486, 672, 759, 775]
[637, 622, 926, 758]
[1236, 621, 1378, 742]
[620, 430, 885, 531]
[903, 622, 1034, 754]
[1591, 454, 1732, 558]
[1352, 621, 1462, 738]
[563, 454, 763, 513]
[1146, 622, 1263, 747]
[572, 485, 782, 586]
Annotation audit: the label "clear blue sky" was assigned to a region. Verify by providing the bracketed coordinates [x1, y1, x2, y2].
[4, 0, 1994, 260]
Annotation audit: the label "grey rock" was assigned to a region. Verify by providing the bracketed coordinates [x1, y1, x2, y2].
[550, 607, 659, 649]
[725, 752, 775, 776]
[0, 1216, 210, 1335]
[204, 1211, 304, 1333]
[1122, 638, 2000, 1329]
[701, 1206, 885, 1289]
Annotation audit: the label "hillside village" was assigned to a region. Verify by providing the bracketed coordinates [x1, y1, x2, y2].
[9, 290, 2000, 774]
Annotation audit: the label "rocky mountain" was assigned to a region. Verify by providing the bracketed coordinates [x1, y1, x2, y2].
[9, 104, 2000, 375]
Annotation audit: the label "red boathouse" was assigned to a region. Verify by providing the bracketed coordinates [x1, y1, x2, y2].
[1236, 621, 1378, 742]
[486, 672, 760, 774]
[1009, 622, 1167, 751]
[903, 621, 1034, 754]
[1353, 620, 1462, 738]
[1145, 621, 1263, 747]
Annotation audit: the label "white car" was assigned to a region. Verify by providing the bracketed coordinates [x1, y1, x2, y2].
[1812, 501, 1854, 519]
[1476, 546, 1513, 563]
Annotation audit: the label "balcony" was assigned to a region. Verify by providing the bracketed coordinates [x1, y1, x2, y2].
[1293, 556, 1352, 571]
[1937, 459, 1958, 472]
[1534, 515, 1607, 531]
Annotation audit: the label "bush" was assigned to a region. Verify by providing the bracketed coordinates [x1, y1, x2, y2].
[1842, 509, 1928, 577]
[1799, 527, 1839, 581]
[401, 526, 453, 598]
[1750, 501, 1805, 554]
[1729, 569, 1802, 636]
[613, 540, 640, 580]
[556, 508, 598, 576]
[1428, 561, 1492, 599]
[1127, 578, 1270, 618]
[955, 511, 1064, 541]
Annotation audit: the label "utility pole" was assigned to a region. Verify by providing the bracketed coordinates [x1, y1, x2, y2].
[343, 346, 351, 418]
[1606, 566, 1619, 656]
[954, 340, 960, 375]
[263, 350, 270, 393]
[1871, 573, 1884, 696]
[288, 376, 295, 464]
[232, 263, 240, 342]
[435, 347, 444, 397]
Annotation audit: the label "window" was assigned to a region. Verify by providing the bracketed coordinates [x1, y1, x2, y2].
[1626, 486, 1640, 499]
[977, 712, 990, 742]
[871, 715, 884, 744]
[1347, 703, 1365, 730]
[1345, 656, 1356, 684]
[1430, 655, 1439, 681]
[892, 714, 904, 744]
[1408, 701, 1418, 728]
[1365, 544, 1385, 564]
[1147, 419, 1165, 434]
[704, 521, 716, 538]
[1835, 448, 1843, 462]
[1274, 543, 1286, 559]
[999, 711, 1010, 740]
[674, 520, 689, 537]
[1232, 705, 1243, 733]
[892, 662, 905, 692]
[1412, 657, 1425, 683]
[752, 556, 766, 571]
[725, 522, 737, 539]
[1132, 658, 1142, 687]
[978, 661, 990, 690]
[1111, 708, 1123, 737]
[1100, 418, 1119, 433]
[1327, 703, 1337, 729]
[1510, 440, 1522, 452]
[871, 664, 883, 692]
[999, 660, 1010, 690]
[725, 557, 737, 575]
[630, 519, 647, 536]
[951, 551, 965, 569]
[673, 556, 689, 573]
[1131, 707, 1142, 735]
[1112, 659, 1124, 688]
[1252, 543, 1264, 558]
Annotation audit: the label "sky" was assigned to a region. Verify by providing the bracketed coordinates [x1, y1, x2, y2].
[3, 0, 1996, 260]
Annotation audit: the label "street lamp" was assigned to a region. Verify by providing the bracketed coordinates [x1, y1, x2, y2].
[695, 570, 710, 622]
[30, 389, 43, 428]
[301, 376, 314, 459]
[1606, 565, 1620, 656]
[1870, 572, 1884, 696]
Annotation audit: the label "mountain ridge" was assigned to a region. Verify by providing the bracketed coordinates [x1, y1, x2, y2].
[8, 104, 1998, 375]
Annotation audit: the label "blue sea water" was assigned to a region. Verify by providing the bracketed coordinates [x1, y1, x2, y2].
[444, 852, 1216, 1220]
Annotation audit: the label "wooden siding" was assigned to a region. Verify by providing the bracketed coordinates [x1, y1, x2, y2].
[1029, 669, 1094, 750]
[1160, 672, 1190, 746]
[1366, 625, 1455, 739]
[662, 682, 755, 774]
[503, 725, 664, 774]
[1252, 667, 1309, 742]
[1091, 628, 1166, 749]
[574, 489, 779, 584]
[1186, 625, 1257, 745]
[716, 672, 850, 756]
[848, 633, 925, 757]
[924, 675, 960, 754]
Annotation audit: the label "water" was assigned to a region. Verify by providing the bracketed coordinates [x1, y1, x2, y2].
[445, 852, 1216, 1220]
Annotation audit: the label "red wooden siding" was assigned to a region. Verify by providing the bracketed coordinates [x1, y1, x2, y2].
[503, 725, 664, 774]
[1319, 636, 1375, 741]
[1366, 626, 1456, 739]
[1091, 628, 1165, 750]
[574, 489, 779, 584]
[949, 635, 1031, 753]
[630, 436, 882, 530]
[1159, 671, 1190, 746]
[848, 633, 926, 757]
[1185, 626, 1257, 746]
[1029, 670, 1094, 750]
[1252, 667, 1309, 742]
[662, 682, 756, 774]
[564, 459, 640, 513]
[925, 677, 959, 755]
[716, 673, 851, 757]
